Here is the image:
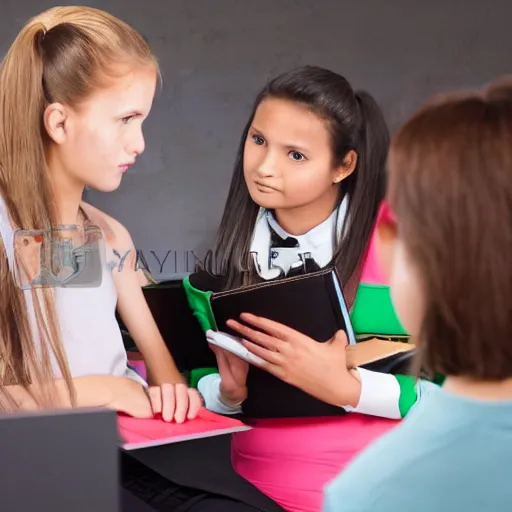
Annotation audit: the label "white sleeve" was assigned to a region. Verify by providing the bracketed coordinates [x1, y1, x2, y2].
[342, 367, 402, 420]
[197, 373, 242, 415]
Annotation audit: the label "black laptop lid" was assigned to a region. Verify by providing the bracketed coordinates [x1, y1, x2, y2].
[0, 407, 119, 512]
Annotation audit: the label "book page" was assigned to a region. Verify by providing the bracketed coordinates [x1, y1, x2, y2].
[346, 338, 415, 367]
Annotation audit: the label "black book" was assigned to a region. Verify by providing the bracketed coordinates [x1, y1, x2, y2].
[208, 267, 413, 419]
[123, 280, 218, 371]
[211, 267, 356, 345]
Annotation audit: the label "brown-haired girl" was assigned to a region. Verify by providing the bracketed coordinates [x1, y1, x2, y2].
[324, 77, 512, 511]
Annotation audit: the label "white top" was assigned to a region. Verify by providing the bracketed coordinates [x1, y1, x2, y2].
[0, 195, 145, 385]
[250, 195, 349, 280]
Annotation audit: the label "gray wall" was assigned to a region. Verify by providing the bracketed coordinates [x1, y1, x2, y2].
[3, 0, 512, 279]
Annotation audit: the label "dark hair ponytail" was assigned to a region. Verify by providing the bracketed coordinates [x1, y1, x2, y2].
[332, 90, 389, 302]
[205, 66, 389, 301]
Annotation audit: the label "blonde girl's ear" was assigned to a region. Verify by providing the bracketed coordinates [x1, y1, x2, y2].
[43, 103, 69, 145]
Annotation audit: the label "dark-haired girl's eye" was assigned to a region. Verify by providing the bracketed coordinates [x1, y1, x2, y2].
[252, 134, 265, 145]
[288, 151, 305, 161]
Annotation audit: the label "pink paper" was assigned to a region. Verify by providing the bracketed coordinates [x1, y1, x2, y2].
[119, 408, 251, 450]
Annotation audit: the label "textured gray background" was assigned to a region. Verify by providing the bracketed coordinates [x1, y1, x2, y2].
[3, 0, 511, 278]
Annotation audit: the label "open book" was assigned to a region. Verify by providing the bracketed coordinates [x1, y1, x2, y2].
[118, 408, 251, 450]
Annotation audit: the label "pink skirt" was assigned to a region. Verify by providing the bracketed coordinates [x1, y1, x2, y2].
[232, 414, 399, 512]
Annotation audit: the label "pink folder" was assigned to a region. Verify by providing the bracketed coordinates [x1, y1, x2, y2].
[118, 408, 251, 450]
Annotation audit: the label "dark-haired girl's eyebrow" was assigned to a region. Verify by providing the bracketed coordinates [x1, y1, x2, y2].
[250, 124, 264, 135]
[283, 143, 308, 154]
[251, 125, 308, 154]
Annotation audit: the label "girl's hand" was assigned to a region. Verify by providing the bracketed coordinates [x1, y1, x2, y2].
[103, 376, 154, 418]
[226, 313, 362, 407]
[147, 383, 203, 423]
[106, 377, 202, 422]
[210, 344, 249, 406]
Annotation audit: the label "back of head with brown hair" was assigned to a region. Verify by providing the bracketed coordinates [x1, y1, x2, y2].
[387, 76, 512, 380]
[0, 6, 158, 410]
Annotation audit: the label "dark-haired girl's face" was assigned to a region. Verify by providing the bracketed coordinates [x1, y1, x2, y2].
[243, 97, 352, 234]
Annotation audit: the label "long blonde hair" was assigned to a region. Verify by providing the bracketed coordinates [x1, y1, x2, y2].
[0, 6, 158, 410]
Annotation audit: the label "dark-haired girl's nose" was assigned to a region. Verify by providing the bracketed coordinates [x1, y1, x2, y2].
[256, 153, 277, 178]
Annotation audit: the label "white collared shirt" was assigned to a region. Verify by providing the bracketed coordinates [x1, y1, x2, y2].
[249, 194, 349, 280]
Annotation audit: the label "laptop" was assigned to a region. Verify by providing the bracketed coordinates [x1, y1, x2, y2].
[0, 407, 120, 512]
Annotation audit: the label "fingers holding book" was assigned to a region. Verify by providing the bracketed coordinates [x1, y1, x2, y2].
[227, 314, 361, 407]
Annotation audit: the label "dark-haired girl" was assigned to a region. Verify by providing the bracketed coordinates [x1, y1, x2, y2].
[183, 66, 434, 512]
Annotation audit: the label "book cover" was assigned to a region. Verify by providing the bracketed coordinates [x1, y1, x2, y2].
[211, 267, 356, 345]
[118, 408, 251, 450]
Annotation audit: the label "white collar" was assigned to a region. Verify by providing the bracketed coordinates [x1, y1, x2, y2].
[249, 195, 349, 280]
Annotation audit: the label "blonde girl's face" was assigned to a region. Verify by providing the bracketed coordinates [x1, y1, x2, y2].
[44, 66, 158, 193]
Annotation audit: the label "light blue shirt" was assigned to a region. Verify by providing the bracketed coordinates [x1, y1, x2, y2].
[323, 384, 512, 512]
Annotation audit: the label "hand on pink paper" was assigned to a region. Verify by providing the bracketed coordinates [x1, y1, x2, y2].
[107, 377, 202, 423]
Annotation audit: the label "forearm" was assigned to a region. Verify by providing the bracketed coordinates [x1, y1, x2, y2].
[125, 316, 184, 384]
[142, 347, 185, 385]
[114, 265, 185, 384]
[1, 375, 114, 411]
[70, 376, 115, 408]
